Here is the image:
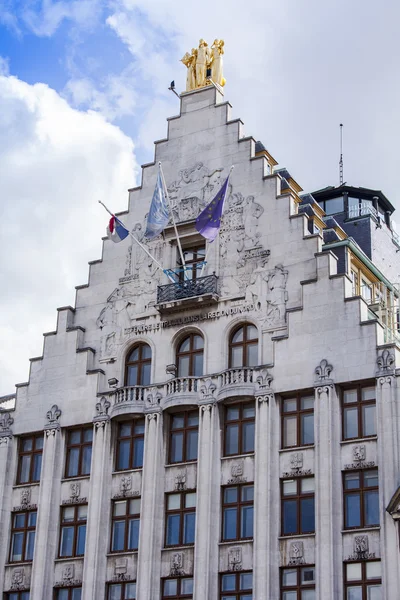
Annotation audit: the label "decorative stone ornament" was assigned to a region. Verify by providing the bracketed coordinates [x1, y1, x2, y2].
[70, 482, 80, 500]
[62, 564, 75, 582]
[175, 472, 186, 491]
[44, 404, 61, 434]
[20, 488, 31, 507]
[146, 391, 162, 406]
[114, 557, 128, 581]
[290, 453, 303, 472]
[289, 541, 305, 565]
[256, 370, 273, 392]
[315, 359, 333, 384]
[120, 476, 132, 495]
[11, 568, 25, 590]
[170, 552, 185, 576]
[353, 445, 366, 463]
[376, 349, 395, 375]
[0, 411, 14, 440]
[199, 379, 216, 402]
[228, 547, 242, 571]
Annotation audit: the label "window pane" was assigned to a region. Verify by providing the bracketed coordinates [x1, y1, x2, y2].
[241, 505, 253, 537]
[69, 430, 81, 444]
[345, 495, 361, 528]
[163, 579, 178, 595]
[26, 530, 35, 560]
[125, 582, 137, 599]
[232, 328, 244, 343]
[193, 335, 204, 350]
[283, 593, 297, 600]
[67, 448, 80, 477]
[301, 414, 314, 444]
[72, 589, 82, 600]
[117, 440, 131, 470]
[367, 562, 381, 579]
[223, 507, 237, 539]
[178, 355, 190, 377]
[344, 407, 358, 439]
[63, 507, 75, 522]
[76, 524, 86, 554]
[120, 423, 132, 437]
[224, 487, 238, 503]
[35, 435, 44, 450]
[301, 567, 315, 583]
[243, 405, 255, 419]
[283, 500, 297, 534]
[363, 404, 376, 436]
[141, 363, 151, 386]
[367, 585, 382, 600]
[19, 456, 31, 483]
[283, 480, 297, 496]
[60, 526, 74, 556]
[347, 587, 362, 600]
[345, 473, 360, 489]
[128, 347, 139, 361]
[142, 344, 151, 359]
[364, 490, 379, 525]
[134, 420, 145, 434]
[82, 428, 92, 443]
[78, 505, 87, 520]
[283, 399, 297, 412]
[302, 592, 316, 600]
[282, 569, 297, 586]
[242, 421, 255, 453]
[222, 574, 236, 590]
[185, 493, 196, 508]
[172, 415, 184, 429]
[168, 494, 181, 510]
[193, 352, 203, 376]
[11, 532, 24, 561]
[362, 387, 375, 401]
[188, 412, 199, 426]
[114, 501, 126, 517]
[364, 471, 378, 487]
[112, 521, 125, 551]
[32, 454, 42, 481]
[231, 346, 243, 367]
[225, 424, 239, 455]
[186, 429, 198, 461]
[247, 343, 258, 366]
[240, 572, 253, 589]
[128, 518, 140, 549]
[247, 325, 258, 340]
[127, 365, 138, 386]
[22, 438, 33, 451]
[284, 416, 297, 447]
[130, 498, 141, 514]
[56, 590, 69, 600]
[182, 578, 194, 593]
[183, 511, 196, 544]
[170, 432, 184, 463]
[227, 406, 240, 421]
[133, 438, 144, 468]
[242, 486, 254, 502]
[28, 512, 37, 527]
[301, 396, 314, 410]
[344, 390, 358, 404]
[300, 497, 315, 532]
[109, 584, 122, 600]
[166, 514, 180, 545]
[82, 446, 92, 475]
[179, 337, 191, 352]
[301, 478, 315, 493]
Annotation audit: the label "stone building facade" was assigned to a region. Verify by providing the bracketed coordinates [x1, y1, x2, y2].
[1, 84, 400, 600]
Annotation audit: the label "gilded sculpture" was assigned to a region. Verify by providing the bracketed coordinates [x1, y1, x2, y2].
[181, 38, 226, 91]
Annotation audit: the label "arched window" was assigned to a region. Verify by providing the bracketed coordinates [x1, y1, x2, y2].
[229, 324, 258, 368]
[125, 344, 151, 386]
[176, 334, 204, 377]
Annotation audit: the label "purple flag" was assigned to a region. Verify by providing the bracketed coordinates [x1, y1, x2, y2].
[195, 176, 229, 242]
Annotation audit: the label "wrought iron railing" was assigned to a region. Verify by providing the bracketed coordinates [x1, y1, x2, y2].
[157, 274, 219, 304]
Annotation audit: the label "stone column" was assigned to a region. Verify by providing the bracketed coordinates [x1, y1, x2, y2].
[314, 360, 342, 600]
[0, 413, 15, 592]
[253, 371, 274, 600]
[31, 405, 62, 600]
[136, 410, 163, 600]
[82, 397, 112, 600]
[193, 395, 218, 599]
[376, 361, 400, 597]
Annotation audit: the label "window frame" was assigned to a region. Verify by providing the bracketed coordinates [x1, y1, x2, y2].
[4, 593, 31, 600]
[110, 498, 141, 553]
[58, 504, 87, 558]
[165, 490, 196, 548]
[125, 343, 152, 387]
[161, 576, 194, 599]
[16, 433, 44, 485]
[9, 510, 37, 563]
[115, 419, 145, 472]
[176, 333, 204, 377]
[177, 244, 205, 283]
[219, 570, 253, 598]
[221, 484, 254, 542]
[343, 469, 379, 530]
[341, 383, 376, 441]
[106, 581, 137, 599]
[281, 392, 315, 449]
[229, 323, 258, 368]
[168, 409, 199, 464]
[343, 560, 382, 600]
[224, 401, 255, 457]
[280, 565, 316, 599]
[53, 587, 82, 600]
[64, 427, 93, 479]
[281, 477, 315, 536]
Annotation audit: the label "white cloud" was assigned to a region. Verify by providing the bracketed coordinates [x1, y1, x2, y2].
[0, 56, 10, 75]
[0, 75, 137, 395]
[22, 0, 102, 36]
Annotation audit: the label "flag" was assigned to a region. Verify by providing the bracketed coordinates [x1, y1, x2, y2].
[195, 176, 229, 242]
[145, 169, 169, 239]
[107, 215, 129, 243]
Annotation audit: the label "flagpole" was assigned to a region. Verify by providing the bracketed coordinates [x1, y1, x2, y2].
[158, 162, 188, 280]
[199, 166, 234, 277]
[98, 200, 175, 283]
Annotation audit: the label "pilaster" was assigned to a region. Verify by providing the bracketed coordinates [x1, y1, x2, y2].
[0, 413, 15, 592]
[82, 397, 112, 600]
[31, 405, 62, 600]
[136, 410, 163, 600]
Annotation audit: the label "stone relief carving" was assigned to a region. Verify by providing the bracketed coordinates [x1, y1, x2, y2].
[290, 453, 303, 472]
[94, 396, 111, 427]
[315, 359, 333, 383]
[175, 472, 186, 491]
[345, 445, 375, 470]
[11, 568, 26, 590]
[170, 552, 185, 576]
[20, 488, 31, 507]
[228, 547, 242, 571]
[62, 564, 75, 582]
[346, 534, 375, 561]
[70, 482, 80, 500]
[353, 445, 366, 462]
[376, 349, 395, 374]
[146, 391, 163, 406]
[0, 411, 14, 439]
[264, 265, 288, 327]
[228, 461, 246, 484]
[45, 404, 61, 434]
[200, 379, 216, 402]
[114, 557, 128, 581]
[256, 370, 273, 392]
[289, 541, 305, 566]
[120, 476, 132, 496]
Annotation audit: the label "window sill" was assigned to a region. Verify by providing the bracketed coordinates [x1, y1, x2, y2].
[221, 453, 255, 461]
[163, 544, 195, 550]
[165, 461, 198, 468]
[342, 526, 380, 534]
[340, 437, 377, 445]
[13, 482, 40, 489]
[5, 561, 33, 567]
[219, 539, 253, 546]
[112, 468, 143, 475]
[279, 445, 315, 454]
[61, 475, 90, 483]
[55, 557, 84, 562]
[107, 551, 138, 557]
[278, 533, 316, 540]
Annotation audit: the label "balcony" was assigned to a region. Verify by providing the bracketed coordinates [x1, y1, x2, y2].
[156, 274, 219, 314]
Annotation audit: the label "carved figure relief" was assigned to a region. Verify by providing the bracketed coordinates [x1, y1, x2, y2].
[171, 552, 185, 576]
[290, 453, 303, 472]
[20, 488, 31, 507]
[264, 264, 288, 327]
[11, 568, 25, 590]
[228, 547, 242, 571]
[70, 482, 80, 500]
[62, 564, 75, 582]
[175, 472, 186, 491]
[353, 445, 366, 463]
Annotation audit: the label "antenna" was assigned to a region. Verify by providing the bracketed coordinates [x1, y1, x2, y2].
[339, 123, 344, 186]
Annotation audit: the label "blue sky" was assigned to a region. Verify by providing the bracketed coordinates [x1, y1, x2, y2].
[1, 0, 400, 394]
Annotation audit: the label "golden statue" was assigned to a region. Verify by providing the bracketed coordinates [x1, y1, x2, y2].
[181, 38, 225, 91]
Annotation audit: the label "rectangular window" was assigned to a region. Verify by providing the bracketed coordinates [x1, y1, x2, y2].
[342, 385, 376, 440]
[281, 477, 315, 536]
[165, 491, 196, 547]
[162, 577, 193, 599]
[59, 505, 87, 557]
[344, 561, 382, 599]
[280, 565, 315, 599]
[281, 393, 314, 448]
[111, 498, 141, 552]
[17, 434, 43, 484]
[220, 571, 253, 599]
[54, 588, 82, 600]
[65, 427, 93, 478]
[222, 484, 254, 541]
[343, 469, 379, 529]
[107, 582, 137, 599]
[116, 420, 145, 471]
[4, 593, 30, 600]
[9, 510, 36, 562]
[224, 402, 255, 456]
[169, 410, 199, 464]
[178, 245, 205, 282]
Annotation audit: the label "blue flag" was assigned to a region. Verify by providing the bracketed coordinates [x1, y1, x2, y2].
[145, 169, 169, 239]
[195, 176, 229, 242]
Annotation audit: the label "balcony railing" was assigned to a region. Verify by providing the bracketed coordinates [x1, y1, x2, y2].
[157, 274, 219, 305]
[348, 202, 378, 220]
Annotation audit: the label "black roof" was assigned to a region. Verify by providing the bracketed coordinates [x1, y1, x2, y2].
[311, 184, 395, 214]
